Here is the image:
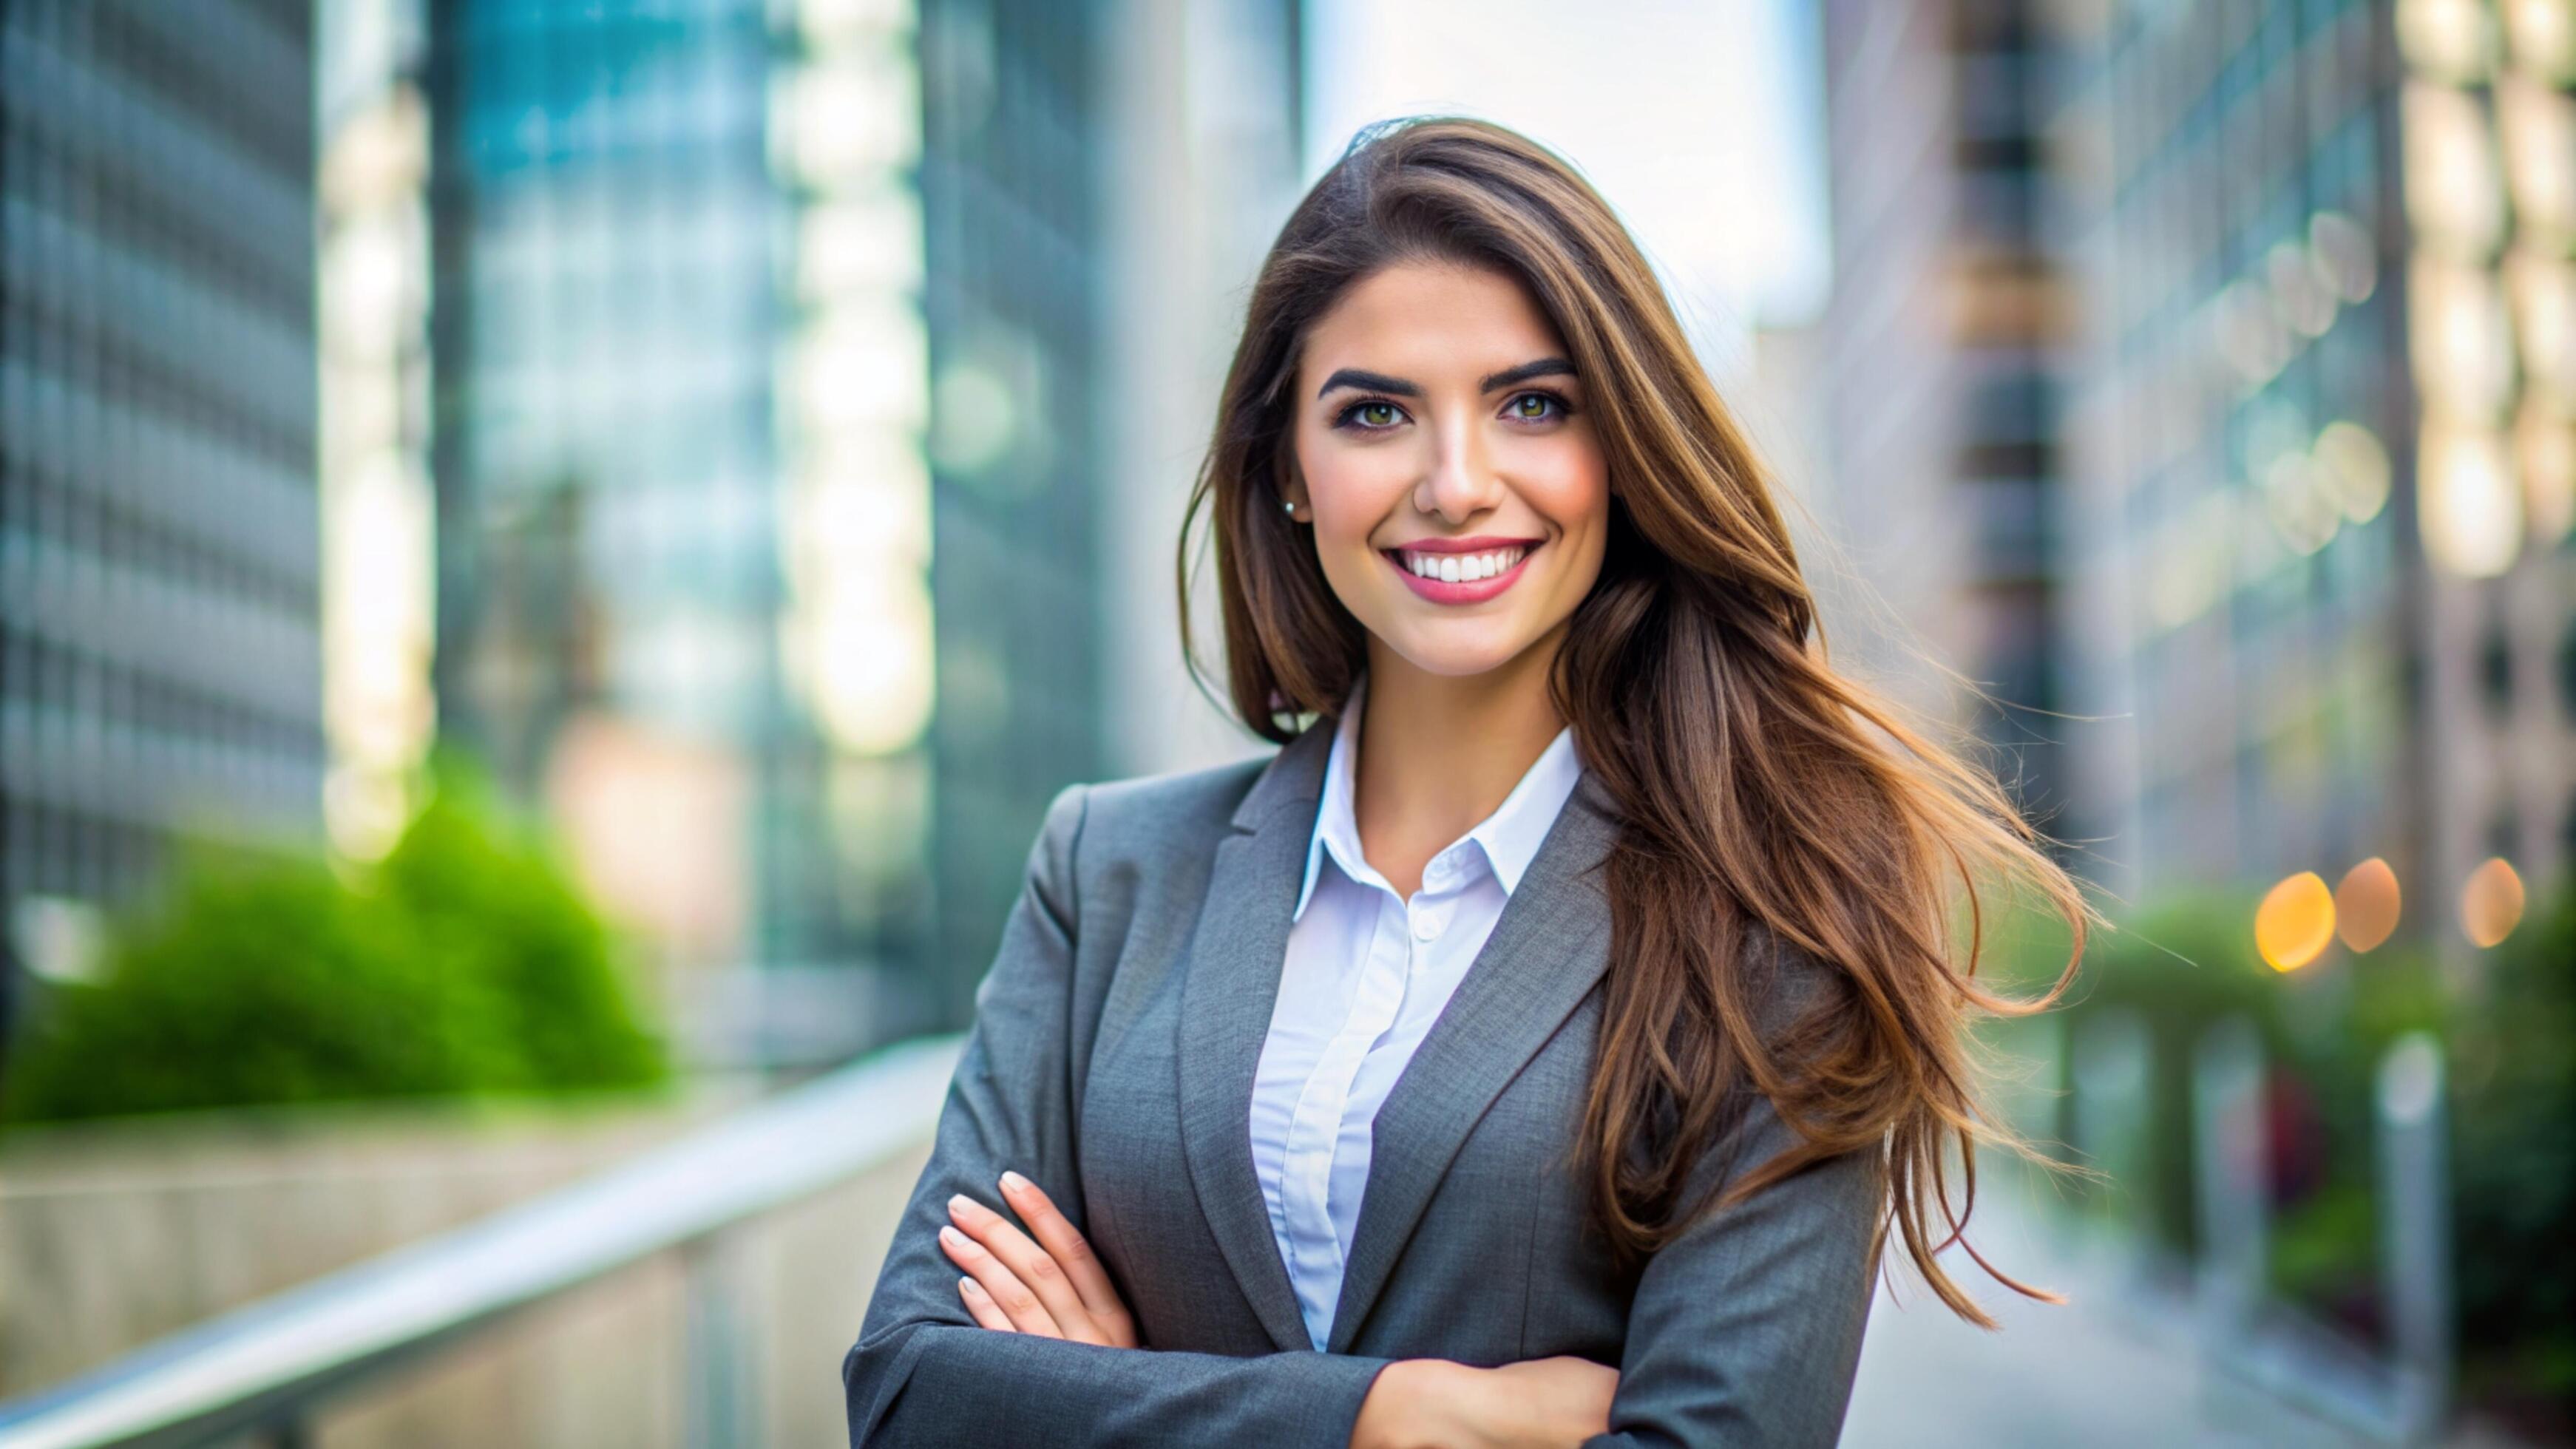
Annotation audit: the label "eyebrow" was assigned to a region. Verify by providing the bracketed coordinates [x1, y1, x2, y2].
[1314, 356, 1579, 400]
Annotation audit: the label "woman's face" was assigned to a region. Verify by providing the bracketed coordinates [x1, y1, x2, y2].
[1287, 259, 1612, 682]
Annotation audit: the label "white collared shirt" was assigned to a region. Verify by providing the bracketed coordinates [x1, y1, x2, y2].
[1248, 668, 1587, 1350]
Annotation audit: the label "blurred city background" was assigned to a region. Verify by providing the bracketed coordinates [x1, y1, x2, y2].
[0, 0, 2568, 1445]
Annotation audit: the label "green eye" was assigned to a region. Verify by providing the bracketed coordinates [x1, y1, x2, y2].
[1358, 402, 1399, 427]
[1511, 393, 1557, 420]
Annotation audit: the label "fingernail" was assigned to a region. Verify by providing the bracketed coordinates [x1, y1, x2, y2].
[960, 1277, 983, 1297]
[1000, 1171, 1029, 1195]
[940, 1225, 964, 1248]
[947, 1193, 975, 1217]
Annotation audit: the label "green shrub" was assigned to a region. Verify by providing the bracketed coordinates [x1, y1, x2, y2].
[1, 754, 668, 1124]
[2450, 882, 2576, 1420]
[373, 766, 667, 1093]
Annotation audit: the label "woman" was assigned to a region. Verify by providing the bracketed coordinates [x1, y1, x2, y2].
[844, 117, 2094, 1448]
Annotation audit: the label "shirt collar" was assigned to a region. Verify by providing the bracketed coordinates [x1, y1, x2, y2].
[1292, 668, 1587, 922]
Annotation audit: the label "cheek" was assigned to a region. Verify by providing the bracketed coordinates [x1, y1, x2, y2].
[1297, 435, 1414, 532]
[1505, 431, 1612, 532]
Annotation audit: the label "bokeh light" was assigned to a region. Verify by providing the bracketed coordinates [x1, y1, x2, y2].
[2507, 0, 2576, 81]
[2419, 420, 2526, 576]
[2256, 871, 2338, 972]
[2519, 401, 2576, 542]
[2312, 421, 2393, 523]
[2399, 0, 2502, 84]
[2334, 858, 2403, 952]
[2459, 856, 2529, 946]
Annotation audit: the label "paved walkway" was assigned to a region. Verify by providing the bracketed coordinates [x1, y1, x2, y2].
[1843, 1167, 2391, 1448]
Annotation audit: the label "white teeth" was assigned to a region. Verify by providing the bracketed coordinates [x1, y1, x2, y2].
[1401, 546, 1526, 583]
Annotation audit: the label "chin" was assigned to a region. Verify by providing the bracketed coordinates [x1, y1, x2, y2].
[1375, 625, 1545, 680]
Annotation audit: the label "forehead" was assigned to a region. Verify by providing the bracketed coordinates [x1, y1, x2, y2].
[1298, 260, 1567, 380]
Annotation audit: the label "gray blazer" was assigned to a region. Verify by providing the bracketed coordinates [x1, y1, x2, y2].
[844, 713, 1886, 1448]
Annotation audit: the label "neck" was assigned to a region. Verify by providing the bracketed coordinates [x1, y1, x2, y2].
[1350, 625, 1570, 894]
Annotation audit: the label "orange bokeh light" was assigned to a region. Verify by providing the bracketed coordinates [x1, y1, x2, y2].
[2335, 857, 2402, 951]
[2257, 871, 2337, 971]
[2461, 857, 2526, 947]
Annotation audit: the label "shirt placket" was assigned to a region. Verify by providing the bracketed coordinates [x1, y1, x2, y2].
[1278, 872, 1448, 1338]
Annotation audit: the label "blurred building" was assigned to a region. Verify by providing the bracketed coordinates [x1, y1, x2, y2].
[2385, 0, 2576, 946]
[413, 0, 1306, 1042]
[0, 2, 323, 937]
[1815, 0, 2072, 835]
[2046, 0, 2574, 957]
[2045, 0, 2413, 909]
[908, 0, 1306, 1022]
[915, 0, 1114, 1025]
[419, 0, 930, 1039]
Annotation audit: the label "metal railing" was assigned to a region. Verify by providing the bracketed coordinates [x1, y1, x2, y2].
[0, 1034, 964, 1449]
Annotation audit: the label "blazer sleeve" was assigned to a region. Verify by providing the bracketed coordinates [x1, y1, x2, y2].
[1581, 942, 1890, 1449]
[842, 782, 1394, 1448]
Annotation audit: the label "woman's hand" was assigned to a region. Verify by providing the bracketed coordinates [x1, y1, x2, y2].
[1350, 1355, 1619, 1449]
[937, 1170, 1139, 1348]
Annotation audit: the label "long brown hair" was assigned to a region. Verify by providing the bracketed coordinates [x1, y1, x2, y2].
[1177, 116, 2099, 1326]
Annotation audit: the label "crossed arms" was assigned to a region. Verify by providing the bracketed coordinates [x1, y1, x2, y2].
[842, 782, 1888, 1448]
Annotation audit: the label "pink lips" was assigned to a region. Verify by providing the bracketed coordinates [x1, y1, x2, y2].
[1381, 541, 1540, 605]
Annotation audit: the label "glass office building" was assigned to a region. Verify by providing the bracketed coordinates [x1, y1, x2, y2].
[425, 0, 912, 1025]
[2053, 0, 2407, 903]
[915, 0, 1111, 1023]
[2050, 0, 2574, 947]
[423, 0, 1126, 1038]
[0, 2, 324, 931]
[2387, 0, 2576, 939]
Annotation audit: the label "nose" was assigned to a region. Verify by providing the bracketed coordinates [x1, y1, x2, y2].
[1414, 409, 1502, 524]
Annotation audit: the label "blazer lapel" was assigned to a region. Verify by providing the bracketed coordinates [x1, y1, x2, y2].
[1173, 716, 1335, 1353]
[1324, 768, 1624, 1354]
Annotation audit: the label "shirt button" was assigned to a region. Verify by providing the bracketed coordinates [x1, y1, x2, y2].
[1411, 912, 1440, 941]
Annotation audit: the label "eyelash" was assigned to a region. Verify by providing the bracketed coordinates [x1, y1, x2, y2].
[1331, 388, 1577, 434]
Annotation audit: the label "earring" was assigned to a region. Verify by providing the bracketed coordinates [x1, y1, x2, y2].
[1283, 500, 1299, 517]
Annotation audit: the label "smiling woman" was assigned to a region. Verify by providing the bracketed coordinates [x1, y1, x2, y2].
[843, 116, 2100, 1449]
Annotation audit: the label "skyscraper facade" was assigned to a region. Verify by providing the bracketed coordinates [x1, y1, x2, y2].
[419, 0, 1224, 1039]
[915, 0, 1110, 1024]
[2048, 0, 2572, 953]
[1816, 0, 2072, 834]
[0, 1, 323, 929]
[2050, 0, 2410, 906]
[2387, 0, 2576, 942]
[423, 0, 945, 1031]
